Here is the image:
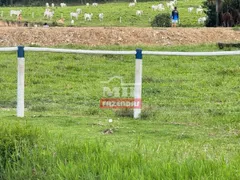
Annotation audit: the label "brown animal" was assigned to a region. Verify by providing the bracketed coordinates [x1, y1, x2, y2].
[221, 12, 233, 27]
[57, 18, 65, 24]
[229, 8, 240, 25]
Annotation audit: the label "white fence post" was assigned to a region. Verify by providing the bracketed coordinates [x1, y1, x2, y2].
[17, 46, 25, 117]
[134, 49, 142, 119]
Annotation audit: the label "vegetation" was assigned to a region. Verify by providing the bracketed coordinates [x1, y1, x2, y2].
[0, 44, 240, 179]
[203, 0, 217, 27]
[151, 13, 171, 27]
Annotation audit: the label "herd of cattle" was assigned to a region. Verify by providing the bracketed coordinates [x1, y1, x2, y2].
[7, 1, 233, 26]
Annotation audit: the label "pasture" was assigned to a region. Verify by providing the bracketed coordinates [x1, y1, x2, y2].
[0, 0, 206, 27]
[0, 44, 240, 179]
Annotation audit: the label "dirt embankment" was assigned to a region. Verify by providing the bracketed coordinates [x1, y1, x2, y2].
[0, 25, 240, 47]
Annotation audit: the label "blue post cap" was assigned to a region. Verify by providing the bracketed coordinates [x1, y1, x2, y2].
[136, 49, 142, 59]
[18, 46, 24, 58]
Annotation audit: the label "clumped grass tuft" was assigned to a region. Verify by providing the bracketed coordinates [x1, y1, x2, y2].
[140, 106, 157, 119]
[115, 108, 133, 118]
[0, 122, 42, 178]
[1, 129, 240, 179]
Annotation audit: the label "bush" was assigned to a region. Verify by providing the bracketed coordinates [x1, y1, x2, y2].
[203, 1, 217, 27]
[151, 13, 171, 27]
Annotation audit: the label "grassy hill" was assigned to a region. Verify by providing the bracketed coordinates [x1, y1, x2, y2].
[0, 1, 206, 27]
[0, 44, 240, 179]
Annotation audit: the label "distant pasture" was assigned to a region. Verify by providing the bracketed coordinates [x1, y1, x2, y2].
[0, 1, 205, 27]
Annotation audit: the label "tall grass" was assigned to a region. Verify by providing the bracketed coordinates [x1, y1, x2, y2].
[1, 122, 240, 179]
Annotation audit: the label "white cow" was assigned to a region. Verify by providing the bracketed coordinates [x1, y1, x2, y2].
[92, 2, 98, 6]
[169, 4, 174, 10]
[136, 10, 143, 16]
[44, 8, 50, 16]
[188, 7, 194, 13]
[86, 3, 89, 6]
[129, 2, 135, 7]
[60, 3, 66, 7]
[84, 13, 93, 21]
[198, 16, 206, 24]
[99, 13, 104, 21]
[166, 1, 175, 8]
[76, 8, 82, 14]
[70, 12, 79, 19]
[10, 10, 22, 17]
[44, 9, 54, 19]
[152, 5, 158, 11]
[152, 4, 165, 11]
[196, 7, 203, 14]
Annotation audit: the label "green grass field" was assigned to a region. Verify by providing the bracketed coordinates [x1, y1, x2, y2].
[0, 44, 240, 179]
[0, 0, 206, 27]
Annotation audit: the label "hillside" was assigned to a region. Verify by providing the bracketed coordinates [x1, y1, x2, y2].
[0, 26, 240, 47]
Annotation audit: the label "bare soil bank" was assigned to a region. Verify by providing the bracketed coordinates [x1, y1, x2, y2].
[0, 26, 239, 47]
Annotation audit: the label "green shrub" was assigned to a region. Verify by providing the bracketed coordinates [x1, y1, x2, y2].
[151, 13, 171, 27]
[203, 1, 217, 27]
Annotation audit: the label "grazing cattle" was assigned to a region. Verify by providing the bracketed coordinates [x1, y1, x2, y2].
[129, 2, 135, 7]
[44, 9, 54, 19]
[86, 3, 89, 6]
[169, 4, 174, 10]
[166, 1, 175, 8]
[70, 12, 80, 19]
[99, 13, 104, 21]
[60, 3, 66, 7]
[10, 10, 22, 17]
[136, 10, 143, 16]
[44, 9, 50, 16]
[92, 2, 98, 6]
[188, 7, 194, 13]
[76, 8, 82, 14]
[84, 13, 93, 21]
[152, 5, 158, 11]
[198, 17, 206, 24]
[196, 7, 203, 14]
[157, 4, 165, 11]
[152, 4, 165, 11]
